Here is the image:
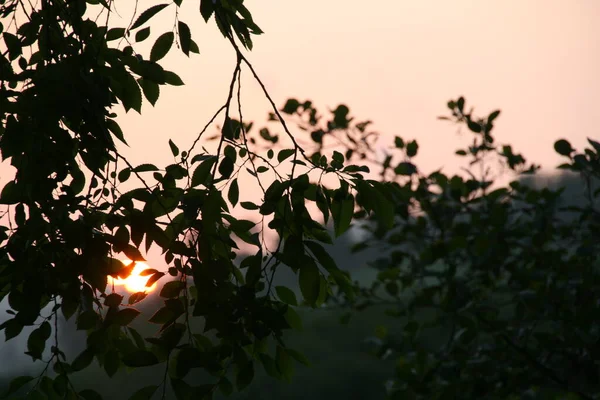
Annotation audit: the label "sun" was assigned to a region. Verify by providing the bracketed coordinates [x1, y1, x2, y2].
[108, 260, 158, 293]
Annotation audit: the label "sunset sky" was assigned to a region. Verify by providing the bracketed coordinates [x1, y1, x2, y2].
[1, 0, 599, 274]
[1, 0, 600, 375]
[115, 0, 600, 176]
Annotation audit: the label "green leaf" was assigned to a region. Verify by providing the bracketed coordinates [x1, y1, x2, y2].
[554, 139, 573, 156]
[138, 78, 160, 106]
[284, 306, 302, 331]
[467, 119, 482, 133]
[168, 139, 179, 157]
[277, 149, 295, 163]
[130, 4, 170, 30]
[330, 194, 353, 237]
[588, 138, 600, 153]
[189, 39, 200, 54]
[191, 156, 217, 187]
[79, 390, 103, 400]
[123, 245, 145, 262]
[104, 293, 123, 308]
[118, 168, 132, 183]
[276, 346, 294, 383]
[159, 281, 184, 298]
[107, 118, 127, 145]
[275, 286, 297, 306]
[106, 27, 126, 41]
[0, 181, 20, 205]
[218, 156, 234, 179]
[132, 164, 158, 173]
[120, 72, 142, 113]
[394, 136, 405, 149]
[164, 70, 184, 86]
[394, 162, 417, 176]
[129, 385, 158, 400]
[150, 32, 174, 62]
[282, 98, 300, 114]
[122, 350, 159, 367]
[228, 178, 239, 207]
[240, 201, 259, 210]
[406, 140, 418, 157]
[178, 21, 191, 56]
[299, 259, 321, 306]
[135, 27, 151, 42]
[71, 348, 95, 372]
[236, 361, 254, 391]
[305, 240, 338, 273]
[104, 349, 120, 377]
[113, 308, 141, 326]
[287, 348, 310, 366]
[2, 375, 33, 398]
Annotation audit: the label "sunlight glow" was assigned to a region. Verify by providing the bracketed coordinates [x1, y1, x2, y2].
[108, 260, 158, 293]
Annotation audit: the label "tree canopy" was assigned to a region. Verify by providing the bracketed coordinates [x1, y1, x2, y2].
[1, 1, 600, 399]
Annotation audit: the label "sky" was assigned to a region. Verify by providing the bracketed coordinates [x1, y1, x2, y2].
[115, 0, 600, 177]
[0, 1, 598, 270]
[1, 0, 600, 378]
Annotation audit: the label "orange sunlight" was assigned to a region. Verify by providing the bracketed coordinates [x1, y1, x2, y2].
[108, 260, 158, 293]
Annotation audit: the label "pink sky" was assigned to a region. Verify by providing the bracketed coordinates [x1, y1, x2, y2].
[114, 0, 600, 177]
[1, 1, 599, 269]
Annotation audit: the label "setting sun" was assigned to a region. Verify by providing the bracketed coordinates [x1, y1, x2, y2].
[108, 260, 158, 293]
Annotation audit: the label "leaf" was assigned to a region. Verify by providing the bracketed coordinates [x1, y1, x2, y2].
[120, 72, 142, 113]
[275, 286, 297, 306]
[178, 21, 191, 56]
[284, 306, 302, 331]
[276, 346, 294, 383]
[330, 194, 353, 237]
[588, 138, 600, 153]
[236, 361, 254, 391]
[164, 70, 184, 86]
[299, 259, 321, 306]
[138, 78, 160, 106]
[106, 27, 126, 41]
[104, 293, 123, 308]
[218, 157, 234, 179]
[228, 178, 239, 207]
[130, 4, 170, 30]
[129, 385, 158, 400]
[148, 306, 175, 324]
[107, 118, 127, 145]
[133, 164, 159, 173]
[2, 375, 33, 398]
[168, 139, 179, 157]
[135, 27, 151, 42]
[189, 39, 200, 54]
[240, 201, 258, 210]
[282, 98, 300, 114]
[277, 149, 295, 163]
[104, 350, 120, 377]
[0, 181, 20, 205]
[79, 389, 103, 400]
[305, 240, 338, 273]
[287, 348, 310, 366]
[150, 32, 174, 62]
[114, 308, 141, 326]
[406, 140, 418, 157]
[394, 162, 417, 176]
[71, 348, 95, 372]
[159, 281, 184, 298]
[554, 139, 573, 156]
[122, 245, 145, 262]
[122, 350, 159, 367]
[191, 156, 217, 187]
[200, 0, 215, 21]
